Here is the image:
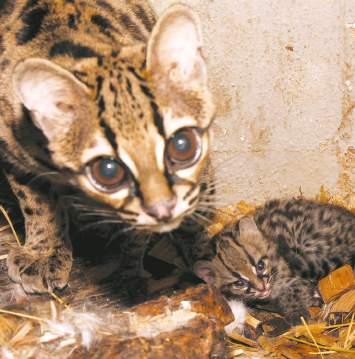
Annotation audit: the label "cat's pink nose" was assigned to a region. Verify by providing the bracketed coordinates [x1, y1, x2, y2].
[257, 288, 271, 299]
[145, 197, 176, 222]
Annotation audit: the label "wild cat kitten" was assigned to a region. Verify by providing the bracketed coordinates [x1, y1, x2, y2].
[194, 199, 355, 324]
[0, 0, 215, 293]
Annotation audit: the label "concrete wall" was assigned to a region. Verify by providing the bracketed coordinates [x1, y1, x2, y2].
[151, 0, 355, 207]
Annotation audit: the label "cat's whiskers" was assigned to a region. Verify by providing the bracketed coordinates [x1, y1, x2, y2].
[27, 171, 60, 185]
[80, 218, 130, 232]
[199, 174, 227, 185]
[71, 202, 108, 210]
[70, 203, 119, 218]
[190, 211, 213, 226]
[200, 187, 230, 201]
[197, 201, 229, 209]
[78, 212, 118, 220]
[104, 225, 138, 248]
[70, 201, 139, 221]
[73, 206, 117, 216]
[199, 189, 228, 201]
[62, 194, 85, 202]
[202, 178, 228, 186]
[201, 184, 229, 194]
[199, 175, 227, 185]
[269, 269, 278, 280]
[187, 215, 204, 227]
[195, 205, 217, 213]
[167, 232, 176, 242]
[194, 208, 218, 219]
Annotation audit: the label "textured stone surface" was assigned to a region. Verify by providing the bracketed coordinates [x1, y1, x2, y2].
[152, 0, 355, 207]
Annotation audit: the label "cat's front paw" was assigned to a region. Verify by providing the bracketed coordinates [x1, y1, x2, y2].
[262, 317, 291, 337]
[284, 308, 310, 326]
[7, 247, 72, 293]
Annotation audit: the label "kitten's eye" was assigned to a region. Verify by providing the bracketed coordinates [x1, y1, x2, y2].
[232, 278, 248, 289]
[256, 259, 265, 272]
[87, 157, 126, 192]
[166, 128, 202, 169]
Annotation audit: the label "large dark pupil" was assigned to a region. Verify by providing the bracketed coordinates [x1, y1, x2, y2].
[99, 159, 119, 178]
[174, 132, 191, 153]
[257, 260, 265, 271]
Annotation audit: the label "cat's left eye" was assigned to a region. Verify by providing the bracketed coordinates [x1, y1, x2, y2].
[86, 157, 127, 193]
[166, 128, 202, 170]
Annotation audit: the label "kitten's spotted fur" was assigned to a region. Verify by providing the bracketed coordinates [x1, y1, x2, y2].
[194, 199, 355, 324]
[0, 0, 215, 293]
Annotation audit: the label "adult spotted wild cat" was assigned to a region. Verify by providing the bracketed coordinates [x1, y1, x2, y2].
[194, 199, 355, 324]
[0, 0, 215, 293]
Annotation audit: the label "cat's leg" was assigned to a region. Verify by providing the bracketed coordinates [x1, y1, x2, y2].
[171, 225, 214, 270]
[5, 173, 72, 293]
[115, 232, 151, 299]
[119, 232, 150, 278]
[274, 277, 318, 325]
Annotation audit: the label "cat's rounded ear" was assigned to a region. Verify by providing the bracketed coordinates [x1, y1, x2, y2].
[12, 58, 90, 140]
[146, 4, 206, 88]
[239, 216, 259, 237]
[193, 261, 216, 285]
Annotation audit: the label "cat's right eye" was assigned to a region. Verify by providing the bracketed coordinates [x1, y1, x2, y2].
[256, 259, 265, 272]
[86, 157, 127, 193]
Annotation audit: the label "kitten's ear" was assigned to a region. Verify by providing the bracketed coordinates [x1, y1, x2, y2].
[239, 217, 259, 237]
[13, 58, 89, 140]
[147, 4, 206, 88]
[193, 261, 216, 285]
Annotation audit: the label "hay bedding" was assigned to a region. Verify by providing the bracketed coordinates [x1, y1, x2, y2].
[0, 224, 233, 359]
[0, 195, 233, 358]
[0, 186, 354, 358]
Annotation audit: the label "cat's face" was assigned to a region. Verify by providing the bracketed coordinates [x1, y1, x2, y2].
[194, 217, 274, 300]
[12, 6, 214, 233]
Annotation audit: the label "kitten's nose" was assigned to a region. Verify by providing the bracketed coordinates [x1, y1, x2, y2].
[259, 289, 271, 298]
[145, 197, 176, 222]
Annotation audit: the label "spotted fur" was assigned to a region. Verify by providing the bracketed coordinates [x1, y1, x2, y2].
[0, 0, 215, 293]
[194, 199, 355, 324]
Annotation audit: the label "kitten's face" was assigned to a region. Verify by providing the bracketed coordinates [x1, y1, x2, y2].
[13, 6, 214, 233]
[194, 217, 274, 300]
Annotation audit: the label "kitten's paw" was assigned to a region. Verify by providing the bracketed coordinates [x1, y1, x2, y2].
[262, 317, 291, 336]
[7, 248, 72, 294]
[284, 309, 310, 326]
